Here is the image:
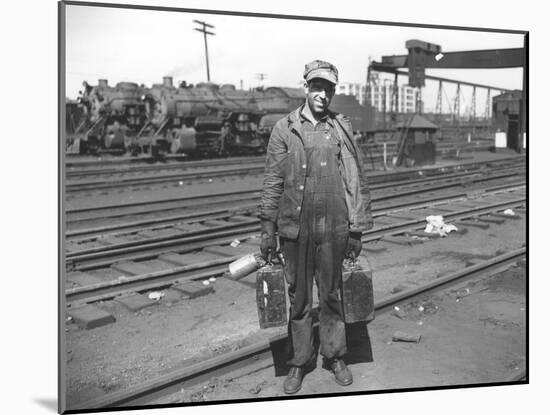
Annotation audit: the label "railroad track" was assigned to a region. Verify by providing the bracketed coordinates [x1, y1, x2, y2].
[65, 154, 263, 169]
[72, 247, 526, 410]
[65, 154, 525, 195]
[65, 185, 526, 306]
[66, 160, 526, 233]
[65, 156, 265, 177]
[64, 140, 491, 173]
[65, 167, 525, 265]
[65, 163, 266, 193]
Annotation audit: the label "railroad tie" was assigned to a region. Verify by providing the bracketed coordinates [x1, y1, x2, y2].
[226, 215, 256, 224]
[381, 235, 424, 246]
[172, 222, 211, 233]
[456, 219, 490, 230]
[115, 293, 157, 312]
[171, 281, 214, 299]
[95, 236, 128, 246]
[385, 212, 423, 221]
[66, 271, 104, 287]
[202, 220, 229, 228]
[67, 304, 116, 329]
[490, 212, 521, 220]
[475, 215, 507, 225]
[111, 260, 155, 276]
[405, 230, 441, 240]
[203, 244, 255, 257]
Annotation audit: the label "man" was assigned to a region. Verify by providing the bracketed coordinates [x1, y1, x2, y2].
[259, 60, 373, 394]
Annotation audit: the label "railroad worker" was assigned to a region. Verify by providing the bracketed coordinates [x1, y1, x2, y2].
[259, 59, 373, 394]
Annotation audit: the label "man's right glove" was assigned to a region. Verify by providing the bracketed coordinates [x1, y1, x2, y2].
[260, 220, 277, 261]
[346, 231, 363, 260]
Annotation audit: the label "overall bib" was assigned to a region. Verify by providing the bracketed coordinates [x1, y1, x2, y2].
[281, 126, 350, 367]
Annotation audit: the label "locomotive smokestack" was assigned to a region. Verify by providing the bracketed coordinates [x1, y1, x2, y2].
[98, 79, 108, 87]
[163, 76, 173, 87]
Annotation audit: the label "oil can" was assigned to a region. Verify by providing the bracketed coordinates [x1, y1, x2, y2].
[228, 253, 266, 280]
[341, 254, 375, 323]
[256, 258, 287, 329]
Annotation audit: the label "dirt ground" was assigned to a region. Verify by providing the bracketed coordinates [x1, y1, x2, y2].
[63, 151, 526, 409]
[64, 204, 526, 408]
[162, 263, 525, 404]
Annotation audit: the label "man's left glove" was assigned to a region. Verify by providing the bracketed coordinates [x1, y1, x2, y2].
[260, 220, 277, 261]
[346, 231, 363, 260]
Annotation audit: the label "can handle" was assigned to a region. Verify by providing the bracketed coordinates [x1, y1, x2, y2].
[344, 251, 358, 268]
[277, 250, 286, 267]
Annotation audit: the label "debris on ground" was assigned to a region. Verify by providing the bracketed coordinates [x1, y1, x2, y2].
[249, 381, 267, 395]
[392, 330, 422, 343]
[455, 287, 471, 301]
[148, 292, 165, 301]
[391, 306, 407, 319]
[424, 215, 458, 237]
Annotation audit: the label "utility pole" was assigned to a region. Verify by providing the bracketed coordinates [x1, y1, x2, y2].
[193, 20, 215, 82]
[256, 73, 267, 89]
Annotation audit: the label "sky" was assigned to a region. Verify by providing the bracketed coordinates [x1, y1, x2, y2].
[65, 4, 524, 115]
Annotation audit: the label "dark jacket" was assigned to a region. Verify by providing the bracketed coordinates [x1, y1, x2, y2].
[259, 106, 373, 239]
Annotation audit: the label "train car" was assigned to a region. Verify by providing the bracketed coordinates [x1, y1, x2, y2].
[67, 79, 149, 154]
[66, 77, 376, 156]
[139, 77, 286, 156]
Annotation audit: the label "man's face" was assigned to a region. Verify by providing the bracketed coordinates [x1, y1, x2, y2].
[305, 78, 335, 116]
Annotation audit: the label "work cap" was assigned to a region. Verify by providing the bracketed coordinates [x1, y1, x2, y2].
[303, 60, 338, 85]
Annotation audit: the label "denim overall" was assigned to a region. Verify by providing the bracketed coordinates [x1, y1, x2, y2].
[281, 124, 349, 367]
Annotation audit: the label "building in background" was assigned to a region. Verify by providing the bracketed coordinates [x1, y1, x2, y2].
[337, 82, 420, 113]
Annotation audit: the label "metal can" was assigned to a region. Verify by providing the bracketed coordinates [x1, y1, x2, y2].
[228, 253, 266, 280]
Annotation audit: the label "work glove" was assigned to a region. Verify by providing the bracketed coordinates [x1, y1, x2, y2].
[260, 220, 277, 262]
[346, 231, 363, 260]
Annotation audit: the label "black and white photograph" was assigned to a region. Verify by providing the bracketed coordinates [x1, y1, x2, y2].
[56, 1, 530, 413]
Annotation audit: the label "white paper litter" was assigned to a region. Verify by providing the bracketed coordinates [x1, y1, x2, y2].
[148, 292, 165, 301]
[230, 239, 241, 247]
[424, 215, 458, 237]
[503, 209, 516, 216]
[202, 280, 210, 286]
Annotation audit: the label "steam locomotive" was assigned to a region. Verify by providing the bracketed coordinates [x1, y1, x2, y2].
[66, 76, 375, 156]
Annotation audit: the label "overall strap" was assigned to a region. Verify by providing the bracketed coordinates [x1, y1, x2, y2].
[333, 116, 361, 167]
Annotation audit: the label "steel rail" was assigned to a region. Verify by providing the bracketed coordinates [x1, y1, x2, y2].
[66, 156, 265, 177]
[66, 176, 525, 258]
[66, 187, 525, 271]
[65, 169, 525, 239]
[66, 173, 526, 260]
[71, 248, 525, 410]
[66, 164, 265, 191]
[65, 155, 525, 194]
[65, 192, 525, 304]
[66, 163, 524, 217]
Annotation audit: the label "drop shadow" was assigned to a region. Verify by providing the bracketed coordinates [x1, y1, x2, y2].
[268, 315, 373, 376]
[33, 398, 57, 412]
[344, 321, 374, 365]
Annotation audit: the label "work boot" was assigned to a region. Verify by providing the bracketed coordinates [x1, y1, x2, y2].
[331, 359, 353, 386]
[283, 366, 304, 394]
